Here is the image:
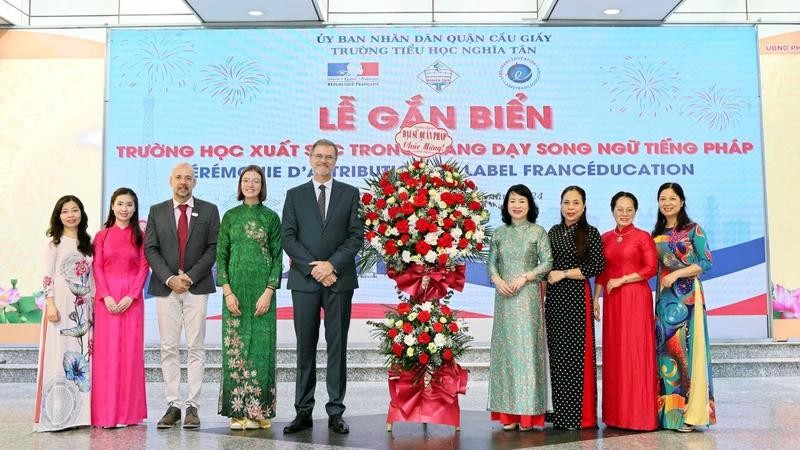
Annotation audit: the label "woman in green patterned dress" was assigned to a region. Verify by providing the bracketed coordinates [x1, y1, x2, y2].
[216, 165, 282, 430]
[487, 184, 553, 431]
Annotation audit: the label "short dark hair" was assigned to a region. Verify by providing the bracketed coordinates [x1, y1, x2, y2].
[610, 191, 639, 211]
[236, 165, 267, 202]
[500, 184, 539, 225]
[311, 138, 338, 159]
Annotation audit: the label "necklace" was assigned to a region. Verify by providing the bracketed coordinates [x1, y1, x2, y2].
[613, 226, 634, 243]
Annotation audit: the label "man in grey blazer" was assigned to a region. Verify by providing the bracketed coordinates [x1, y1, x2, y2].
[282, 139, 363, 435]
[145, 162, 220, 429]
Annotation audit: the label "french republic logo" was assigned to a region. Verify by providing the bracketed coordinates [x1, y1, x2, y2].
[327, 62, 379, 87]
[499, 58, 541, 89]
[394, 122, 453, 158]
[418, 60, 459, 93]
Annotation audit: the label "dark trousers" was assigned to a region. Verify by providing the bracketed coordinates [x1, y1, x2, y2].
[291, 288, 353, 417]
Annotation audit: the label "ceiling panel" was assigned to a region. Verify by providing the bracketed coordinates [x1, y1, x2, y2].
[547, 0, 684, 21]
[185, 0, 322, 22]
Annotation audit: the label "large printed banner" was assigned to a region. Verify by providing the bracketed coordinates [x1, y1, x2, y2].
[106, 26, 767, 339]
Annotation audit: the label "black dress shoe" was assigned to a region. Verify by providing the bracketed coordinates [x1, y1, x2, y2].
[157, 406, 181, 429]
[328, 415, 349, 434]
[283, 413, 313, 434]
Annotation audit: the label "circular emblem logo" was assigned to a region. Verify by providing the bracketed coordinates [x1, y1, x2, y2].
[499, 58, 541, 89]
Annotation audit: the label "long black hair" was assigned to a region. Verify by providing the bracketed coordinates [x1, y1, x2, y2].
[560, 185, 589, 263]
[47, 195, 93, 256]
[652, 182, 693, 237]
[103, 187, 143, 247]
[501, 184, 539, 225]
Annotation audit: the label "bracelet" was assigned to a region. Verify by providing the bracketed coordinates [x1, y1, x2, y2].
[265, 286, 275, 292]
[224, 292, 234, 298]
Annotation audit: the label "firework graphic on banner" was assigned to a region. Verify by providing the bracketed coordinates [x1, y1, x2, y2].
[685, 84, 749, 131]
[602, 56, 680, 117]
[200, 57, 269, 106]
[112, 31, 196, 200]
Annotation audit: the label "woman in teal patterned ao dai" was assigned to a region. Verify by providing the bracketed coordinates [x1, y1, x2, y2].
[652, 182, 715, 433]
[487, 184, 553, 431]
[216, 165, 283, 430]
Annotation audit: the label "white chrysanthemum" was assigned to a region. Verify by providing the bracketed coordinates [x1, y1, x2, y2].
[434, 333, 447, 347]
[446, 247, 458, 257]
[401, 250, 412, 263]
[411, 254, 422, 262]
[403, 334, 416, 346]
[427, 343, 438, 354]
[473, 229, 485, 241]
[393, 334, 402, 343]
[389, 227, 399, 236]
[406, 346, 415, 357]
[419, 301, 433, 312]
[456, 206, 469, 215]
[408, 213, 418, 223]
[385, 317, 395, 326]
[436, 201, 446, 210]
[450, 228, 463, 239]
[424, 233, 438, 245]
[424, 251, 437, 263]
[395, 320, 404, 328]
[407, 312, 418, 321]
[439, 316, 448, 323]
[387, 197, 396, 205]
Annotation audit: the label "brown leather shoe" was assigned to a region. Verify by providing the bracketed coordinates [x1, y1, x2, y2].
[183, 406, 200, 429]
[157, 406, 181, 429]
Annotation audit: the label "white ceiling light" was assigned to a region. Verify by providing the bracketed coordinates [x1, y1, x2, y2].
[248, 10, 264, 16]
[603, 8, 621, 15]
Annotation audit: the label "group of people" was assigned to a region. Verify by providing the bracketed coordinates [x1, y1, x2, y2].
[487, 183, 715, 433]
[34, 139, 361, 435]
[32, 138, 715, 435]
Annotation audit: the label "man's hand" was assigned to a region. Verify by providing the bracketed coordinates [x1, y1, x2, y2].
[309, 261, 335, 283]
[320, 273, 338, 287]
[168, 274, 192, 294]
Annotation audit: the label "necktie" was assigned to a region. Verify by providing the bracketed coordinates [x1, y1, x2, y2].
[177, 204, 188, 271]
[318, 185, 326, 221]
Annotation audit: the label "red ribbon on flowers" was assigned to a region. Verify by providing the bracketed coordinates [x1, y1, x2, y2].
[387, 362, 468, 427]
[387, 263, 466, 301]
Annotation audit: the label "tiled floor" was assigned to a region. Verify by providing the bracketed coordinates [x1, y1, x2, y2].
[4, 377, 799, 449]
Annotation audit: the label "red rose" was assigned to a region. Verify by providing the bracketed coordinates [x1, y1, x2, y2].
[417, 310, 431, 323]
[401, 202, 415, 216]
[465, 179, 476, 189]
[442, 348, 453, 360]
[377, 223, 388, 235]
[418, 332, 431, 344]
[388, 328, 399, 338]
[437, 253, 449, 266]
[365, 230, 376, 241]
[396, 219, 409, 234]
[361, 193, 374, 205]
[398, 191, 409, 201]
[419, 175, 428, 184]
[402, 322, 413, 334]
[400, 171, 411, 182]
[433, 322, 444, 333]
[393, 343, 404, 357]
[468, 200, 481, 211]
[458, 238, 468, 249]
[427, 208, 438, 219]
[382, 184, 396, 196]
[385, 240, 398, 255]
[463, 219, 477, 232]
[476, 243, 484, 251]
[448, 322, 459, 332]
[442, 217, 455, 229]
[440, 305, 452, 315]
[397, 302, 412, 314]
[366, 211, 379, 221]
[413, 193, 428, 207]
[400, 234, 410, 244]
[415, 240, 431, 256]
[415, 218, 431, 233]
[431, 177, 444, 187]
[376, 198, 387, 209]
[437, 233, 454, 248]
[413, 160, 423, 169]
[418, 352, 430, 364]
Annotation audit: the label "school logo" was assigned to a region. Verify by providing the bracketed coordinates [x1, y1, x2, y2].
[418, 60, 459, 93]
[327, 62, 379, 87]
[499, 58, 540, 89]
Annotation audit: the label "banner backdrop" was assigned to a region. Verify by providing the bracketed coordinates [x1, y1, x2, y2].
[105, 26, 767, 340]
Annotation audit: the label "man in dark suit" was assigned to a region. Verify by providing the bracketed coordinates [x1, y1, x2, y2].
[145, 162, 220, 429]
[282, 139, 363, 435]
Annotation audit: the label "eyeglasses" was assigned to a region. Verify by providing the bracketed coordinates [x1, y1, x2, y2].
[312, 154, 337, 161]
